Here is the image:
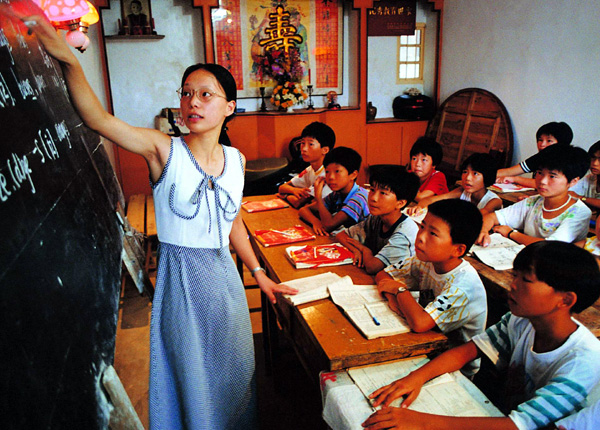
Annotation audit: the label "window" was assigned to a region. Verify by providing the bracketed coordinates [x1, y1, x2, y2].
[397, 23, 425, 83]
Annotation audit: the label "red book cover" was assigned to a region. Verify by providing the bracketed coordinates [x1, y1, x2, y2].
[285, 244, 354, 269]
[254, 225, 316, 247]
[242, 198, 289, 213]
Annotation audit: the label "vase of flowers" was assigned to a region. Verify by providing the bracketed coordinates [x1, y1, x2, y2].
[271, 81, 308, 111]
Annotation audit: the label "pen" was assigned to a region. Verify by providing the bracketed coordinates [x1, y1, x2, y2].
[364, 304, 380, 326]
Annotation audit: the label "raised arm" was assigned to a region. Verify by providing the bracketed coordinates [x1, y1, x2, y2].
[23, 15, 169, 178]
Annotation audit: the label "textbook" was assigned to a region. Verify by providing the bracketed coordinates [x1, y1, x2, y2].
[254, 225, 316, 247]
[490, 183, 535, 193]
[281, 272, 353, 306]
[241, 198, 289, 213]
[328, 283, 410, 340]
[285, 243, 354, 269]
[347, 356, 503, 417]
[470, 232, 525, 271]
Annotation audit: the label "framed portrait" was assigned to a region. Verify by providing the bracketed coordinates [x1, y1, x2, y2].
[120, 0, 154, 35]
[212, 0, 344, 98]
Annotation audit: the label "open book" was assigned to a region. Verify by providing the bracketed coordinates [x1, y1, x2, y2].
[285, 243, 354, 269]
[470, 232, 525, 271]
[490, 183, 535, 193]
[348, 356, 503, 417]
[254, 225, 316, 247]
[241, 198, 289, 213]
[281, 272, 353, 306]
[329, 283, 410, 339]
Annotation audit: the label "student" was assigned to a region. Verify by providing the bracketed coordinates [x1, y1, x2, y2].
[569, 139, 600, 210]
[278, 121, 336, 208]
[335, 165, 420, 274]
[478, 144, 591, 247]
[408, 153, 502, 216]
[298, 147, 369, 235]
[376, 199, 486, 377]
[364, 241, 600, 430]
[408, 136, 449, 202]
[497, 121, 573, 187]
[22, 15, 297, 430]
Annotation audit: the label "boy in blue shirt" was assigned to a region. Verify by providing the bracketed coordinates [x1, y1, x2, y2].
[365, 241, 600, 430]
[299, 147, 369, 235]
[336, 165, 420, 274]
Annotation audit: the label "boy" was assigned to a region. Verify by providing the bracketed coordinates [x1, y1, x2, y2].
[497, 121, 573, 188]
[364, 241, 600, 430]
[298, 146, 369, 235]
[376, 199, 486, 377]
[478, 145, 590, 247]
[570, 139, 600, 210]
[278, 121, 336, 208]
[408, 136, 449, 202]
[335, 165, 420, 274]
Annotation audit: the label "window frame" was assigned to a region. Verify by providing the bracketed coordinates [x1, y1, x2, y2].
[396, 23, 426, 84]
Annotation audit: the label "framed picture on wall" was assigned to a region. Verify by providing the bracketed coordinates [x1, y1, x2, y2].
[120, 0, 155, 35]
[212, 0, 343, 98]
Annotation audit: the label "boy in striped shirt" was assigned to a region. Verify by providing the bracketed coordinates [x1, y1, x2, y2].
[299, 147, 369, 235]
[364, 241, 600, 430]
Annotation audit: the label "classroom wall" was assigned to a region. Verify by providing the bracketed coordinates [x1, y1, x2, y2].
[440, 0, 600, 164]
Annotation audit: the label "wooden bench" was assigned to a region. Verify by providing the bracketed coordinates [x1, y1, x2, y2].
[126, 194, 158, 276]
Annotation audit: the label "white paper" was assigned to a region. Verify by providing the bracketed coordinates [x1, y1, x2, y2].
[282, 272, 352, 305]
[471, 233, 525, 271]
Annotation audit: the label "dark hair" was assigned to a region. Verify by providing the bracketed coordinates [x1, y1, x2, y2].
[536, 145, 590, 182]
[301, 122, 336, 150]
[410, 136, 443, 167]
[368, 165, 419, 205]
[513, 241, 600, 313]
[323, 147, 362, 175]
[588, 140, 600, 156]
[461, 153, 498, 188]
[428, 200, 483, 257]
[536, 122, 573, 146]
[181, 63, 237, 145]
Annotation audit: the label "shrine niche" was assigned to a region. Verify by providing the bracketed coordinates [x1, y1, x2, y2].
[211, 0, 344, 98]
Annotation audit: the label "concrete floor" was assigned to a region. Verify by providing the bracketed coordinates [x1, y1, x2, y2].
[113, 266, 326, 429]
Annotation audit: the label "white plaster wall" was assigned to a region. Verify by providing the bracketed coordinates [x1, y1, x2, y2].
[100, 0, 205, 128]
[441, 0, 600, 163]
[72, 23, 108, 110]
[367, 2, 438, 119]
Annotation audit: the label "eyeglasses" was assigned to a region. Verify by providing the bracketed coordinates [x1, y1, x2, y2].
[176, 87, 228, 102]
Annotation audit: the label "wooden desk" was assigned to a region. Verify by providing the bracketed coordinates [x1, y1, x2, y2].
[491, 188, 537, 207]
[241, 195, 448, 379]
[467, 256, 600, 336]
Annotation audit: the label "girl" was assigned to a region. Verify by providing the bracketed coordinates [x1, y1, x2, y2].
[407, 153, 502, 216]
[477, 145, 591, 247]
[22, 14, 296, 430]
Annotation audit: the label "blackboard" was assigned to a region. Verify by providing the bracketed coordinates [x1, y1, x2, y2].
[0, 1, 126, 428]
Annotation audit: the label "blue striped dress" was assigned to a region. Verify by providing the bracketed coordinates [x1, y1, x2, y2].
[149, 137, 257, 429]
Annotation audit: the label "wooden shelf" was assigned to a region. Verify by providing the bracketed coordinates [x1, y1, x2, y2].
[105, 35, 165, 40]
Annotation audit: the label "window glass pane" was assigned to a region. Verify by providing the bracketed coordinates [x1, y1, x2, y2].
[415, 64, 420, 78]
[407, 47, 416, 61]
[400, 47, 407, 62]
[400, 35, 407, 44]
[415, 47, 421, 61]
[415, 29, 421, 43]
[399, 64, 406, 79]
[407, 63, 416, 78]
[407, 33, 416, 44]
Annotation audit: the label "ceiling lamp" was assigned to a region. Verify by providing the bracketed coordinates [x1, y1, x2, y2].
[37, 0, 95, 53]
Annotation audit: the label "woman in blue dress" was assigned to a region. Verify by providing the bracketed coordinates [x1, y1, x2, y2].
[25, 14, 297, 429]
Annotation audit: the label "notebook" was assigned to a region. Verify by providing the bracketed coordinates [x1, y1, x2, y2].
[241, 198, 289, 213]
[254, 225, 316, 247]
[285, 243, 354, 269]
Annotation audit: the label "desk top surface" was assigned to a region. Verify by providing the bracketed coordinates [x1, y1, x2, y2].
[241, 195, 448, 370]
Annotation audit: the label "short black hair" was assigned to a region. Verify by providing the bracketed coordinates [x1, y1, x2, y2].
[461, 153, 498, 188]
[428, 200, 483, 257]
[536, 122, 573, 146]
[301, 122, 336, 150]
[536, 145, 590, 182]
[410, 136, 443, 167]
[513, 241, 600, 313]
[588, 140, 600, 156]
[323, 147, 362, 175]
[368, 165, 420, 204]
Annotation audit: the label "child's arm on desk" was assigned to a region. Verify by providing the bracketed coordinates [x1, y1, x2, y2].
[278, 181, 312, 208]
[377, 278, 436, 332]
[336, 232, 385, 274]
[364, 342, 518, 430]
[298, 201, 329, 236]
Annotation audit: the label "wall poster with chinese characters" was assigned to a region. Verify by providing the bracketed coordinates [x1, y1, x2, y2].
[212, 0, 343, 98]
